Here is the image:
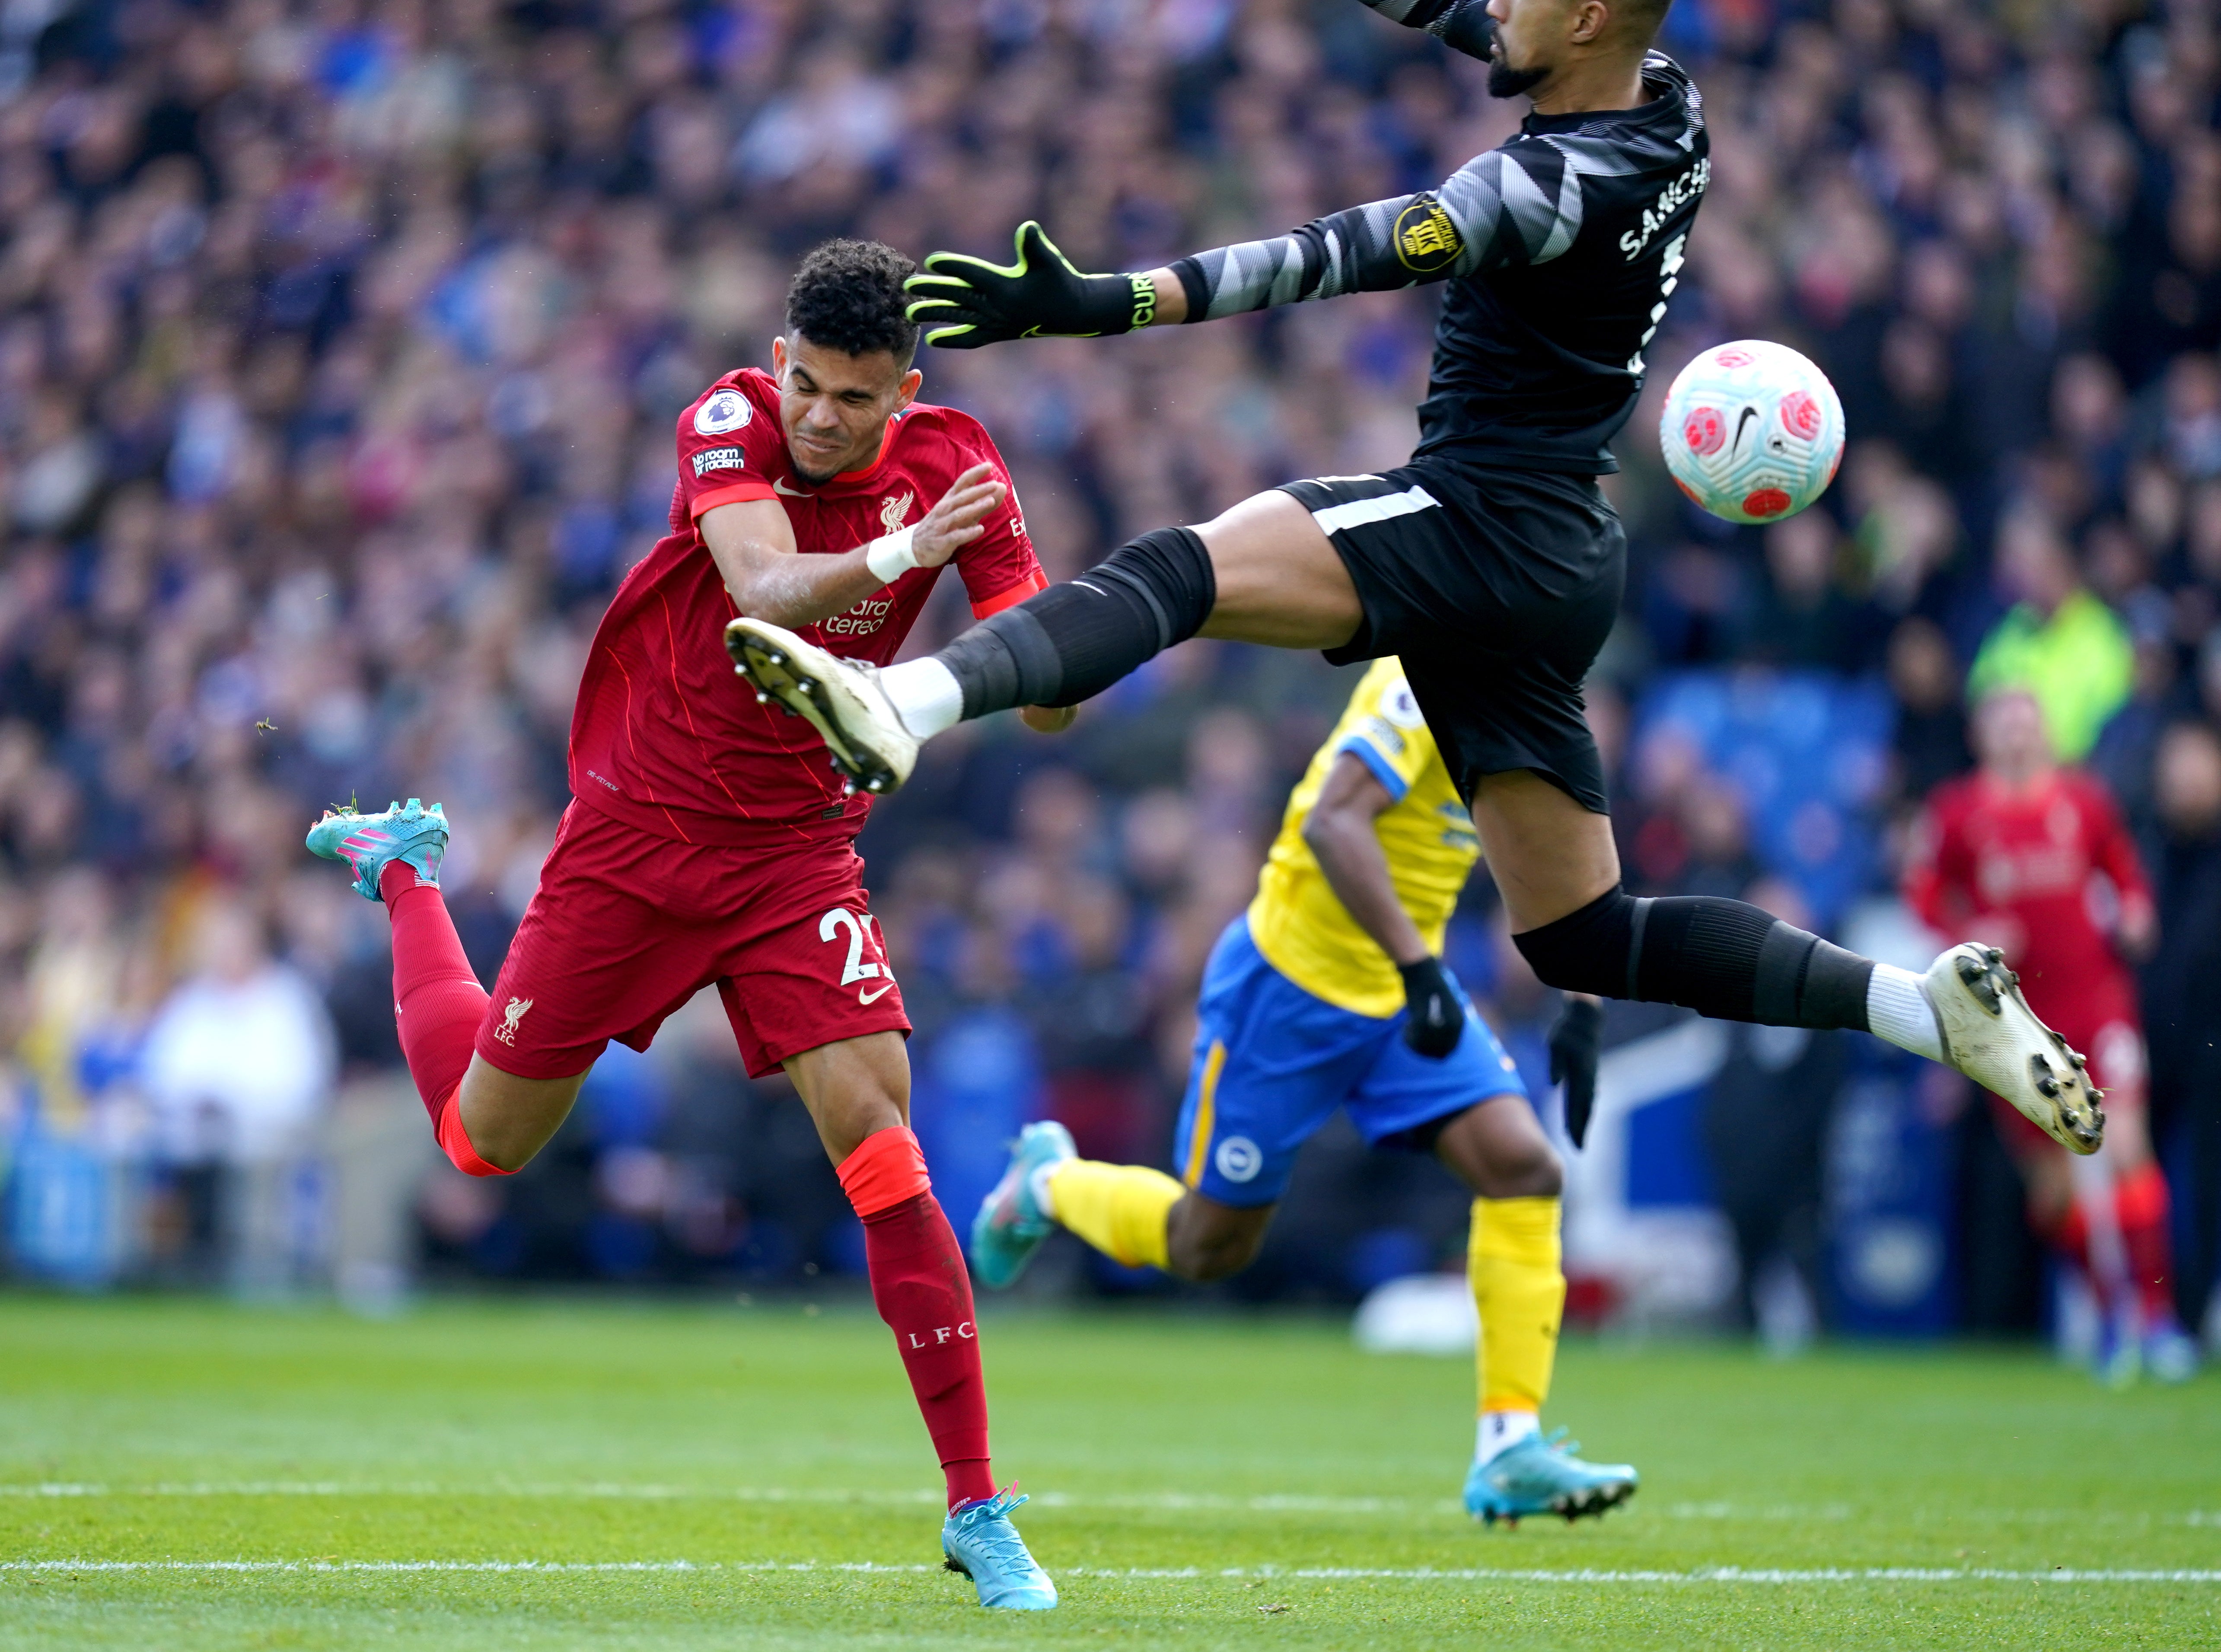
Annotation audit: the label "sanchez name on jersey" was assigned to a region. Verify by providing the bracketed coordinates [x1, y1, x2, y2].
[1170, 52, 1707, 474]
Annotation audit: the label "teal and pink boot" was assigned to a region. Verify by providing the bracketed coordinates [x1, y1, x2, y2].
[306, 799, 450, 901]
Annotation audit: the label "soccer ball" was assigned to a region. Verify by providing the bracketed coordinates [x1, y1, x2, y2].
[1660, 340, 1845, 525]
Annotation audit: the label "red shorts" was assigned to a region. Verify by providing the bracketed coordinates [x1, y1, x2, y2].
[1988, 977, 2146, 1154]
[476, 800, 908, 1080]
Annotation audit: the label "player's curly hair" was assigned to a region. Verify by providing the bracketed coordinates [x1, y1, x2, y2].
[785, 239, 919, 365]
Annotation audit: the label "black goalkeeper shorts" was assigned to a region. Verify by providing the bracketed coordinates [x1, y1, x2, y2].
[1278, 458, 1624, 814]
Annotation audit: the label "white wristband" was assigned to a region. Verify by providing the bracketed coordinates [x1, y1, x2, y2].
[864, 525, 919, 584]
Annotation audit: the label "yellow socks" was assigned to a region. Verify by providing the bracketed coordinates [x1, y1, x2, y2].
[1470, 1195, 1566, 1416]
[1044, 1160, 1183, 1270]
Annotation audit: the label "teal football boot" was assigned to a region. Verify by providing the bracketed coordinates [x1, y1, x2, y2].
[1464, 1428, 1638, 1527]
[306, 799, 450, 903]
[942, 1488, 1057, 1610]
[969, 1121, 1075, 1289]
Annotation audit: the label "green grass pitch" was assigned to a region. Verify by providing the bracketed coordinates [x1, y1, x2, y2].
[1, 1295, 2216, 1649]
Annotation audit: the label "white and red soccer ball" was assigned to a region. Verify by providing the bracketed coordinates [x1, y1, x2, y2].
[1660, 339, 1845, 526]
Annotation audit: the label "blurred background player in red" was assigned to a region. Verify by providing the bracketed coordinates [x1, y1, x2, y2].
[308, 240, 1064, 1607]
[1906, 685, 2196, 1384]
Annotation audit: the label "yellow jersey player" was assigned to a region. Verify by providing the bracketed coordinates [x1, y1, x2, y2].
[970, 659, 1636, 1525]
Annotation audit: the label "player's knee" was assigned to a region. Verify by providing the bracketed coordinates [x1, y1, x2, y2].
[1485, 1137, 1562, 1200]
[1512, 886, 1635, 998]
[1167, 1236, 1255, 1283]
[1164, 1200, 1266, 1282]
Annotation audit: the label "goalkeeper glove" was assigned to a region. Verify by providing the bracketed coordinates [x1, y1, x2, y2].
[904, 221, 1158, 349]
[1398, 956, 1466, 1058]
[1354, 0, 1495, 60]
[1549, 996, 1603, 1150]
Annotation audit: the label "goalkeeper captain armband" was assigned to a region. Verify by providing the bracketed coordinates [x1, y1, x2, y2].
[865, 525, 918, 584]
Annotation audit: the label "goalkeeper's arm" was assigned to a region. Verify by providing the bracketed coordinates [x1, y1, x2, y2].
[905, 146, 1522, 347]
[1351, 0, 1496, 59]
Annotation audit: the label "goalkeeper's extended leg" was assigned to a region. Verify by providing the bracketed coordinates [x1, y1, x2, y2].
[1483, 771, 2105, 1158]
[724, 491, 1357, 791]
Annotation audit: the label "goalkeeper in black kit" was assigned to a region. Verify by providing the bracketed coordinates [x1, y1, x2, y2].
[729, 0, 2107, 1172]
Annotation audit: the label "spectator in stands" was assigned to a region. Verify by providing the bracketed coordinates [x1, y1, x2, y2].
[1969, 509, 2135, 765]
[139, 894, 335, 1289]
[2143, 720, 2221, 1339]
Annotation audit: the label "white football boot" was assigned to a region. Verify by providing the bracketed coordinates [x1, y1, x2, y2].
[723, 618, 919, 795]
[1926, 943, 2104, 1155]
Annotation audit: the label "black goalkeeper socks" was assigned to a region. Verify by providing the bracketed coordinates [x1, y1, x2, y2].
[936, 526, 1215, 718]
[1513, 886, 1874, 1031]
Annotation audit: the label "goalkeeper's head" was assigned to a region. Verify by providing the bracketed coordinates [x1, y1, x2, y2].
[774, 238, 924, 484]
[1484, 0, 1672, 104]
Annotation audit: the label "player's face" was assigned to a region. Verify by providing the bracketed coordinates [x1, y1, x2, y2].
[1974, 689, 2051, 778]
[1484, 0, 1607, 99]
[772, 334, 923, 484]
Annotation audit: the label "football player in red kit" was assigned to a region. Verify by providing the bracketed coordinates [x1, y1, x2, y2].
[1906, 686, 2196, 1382]
[307, 241, 1064, 1605]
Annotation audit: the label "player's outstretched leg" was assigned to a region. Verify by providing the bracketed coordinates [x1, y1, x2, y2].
[970, 1121, 1078, 1288]
[1479, 772, 2106, 1155]
[725, 522, 1220, 794]
[306, 800, 517, 1177]
[972, 1123, 1226, 1288]
[726, 493, 1358, 792]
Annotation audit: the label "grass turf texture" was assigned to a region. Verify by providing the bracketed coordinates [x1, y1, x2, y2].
[0, 1296, 2215, 1649]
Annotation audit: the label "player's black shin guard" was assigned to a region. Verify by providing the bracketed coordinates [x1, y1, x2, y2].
[934, 526, 1215, 718]
[1513, 886, 1875, 1031]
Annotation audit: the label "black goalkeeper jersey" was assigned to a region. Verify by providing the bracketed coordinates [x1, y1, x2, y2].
[1169, 53, 1708, 475]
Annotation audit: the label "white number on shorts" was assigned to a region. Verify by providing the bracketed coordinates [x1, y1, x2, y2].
[818, 906, 881, 986]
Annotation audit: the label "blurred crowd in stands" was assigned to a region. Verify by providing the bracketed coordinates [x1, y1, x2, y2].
[0, 0, 2218, 1340]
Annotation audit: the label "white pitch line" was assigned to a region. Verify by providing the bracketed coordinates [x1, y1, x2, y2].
[0, 1483, 1414, 1515]
[3, 1560, 2219, 1584]
[3, 1486, 2207, 1528]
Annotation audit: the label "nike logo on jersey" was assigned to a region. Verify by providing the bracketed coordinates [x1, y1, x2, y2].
[858, 981, 896, 1005]
[772, 476, 810, 498]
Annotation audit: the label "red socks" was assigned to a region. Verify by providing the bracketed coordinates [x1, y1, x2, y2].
[839, 1128, 995, 1510]
[2113, 1163, 2176, 1325]
[380, 862, 506, 1176]
[2053, 1164, 2178, 1327]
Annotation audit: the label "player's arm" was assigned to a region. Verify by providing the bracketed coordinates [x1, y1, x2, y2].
[1351, 0, 1494, 59]
[700, 463, 1007, 628]
[2087, 781, 2158, 959]
[1899, 804, 1959, 938]
[1302, 751, 1463, 1057]
[905, 145, 1526, 346]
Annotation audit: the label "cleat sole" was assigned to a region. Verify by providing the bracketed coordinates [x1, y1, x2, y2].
[724, 620, 910, 794]
[1929, 943, 2105, 1154]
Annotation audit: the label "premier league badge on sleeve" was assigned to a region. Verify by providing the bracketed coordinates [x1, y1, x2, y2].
[694, 387, 752, 436]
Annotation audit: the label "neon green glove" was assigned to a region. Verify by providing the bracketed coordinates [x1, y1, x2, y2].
[903, 221, 1158, 349]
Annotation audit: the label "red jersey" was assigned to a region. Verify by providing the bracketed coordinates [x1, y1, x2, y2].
[569, 368, 1046, 846]
[1904, 767, 2152, 1017]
